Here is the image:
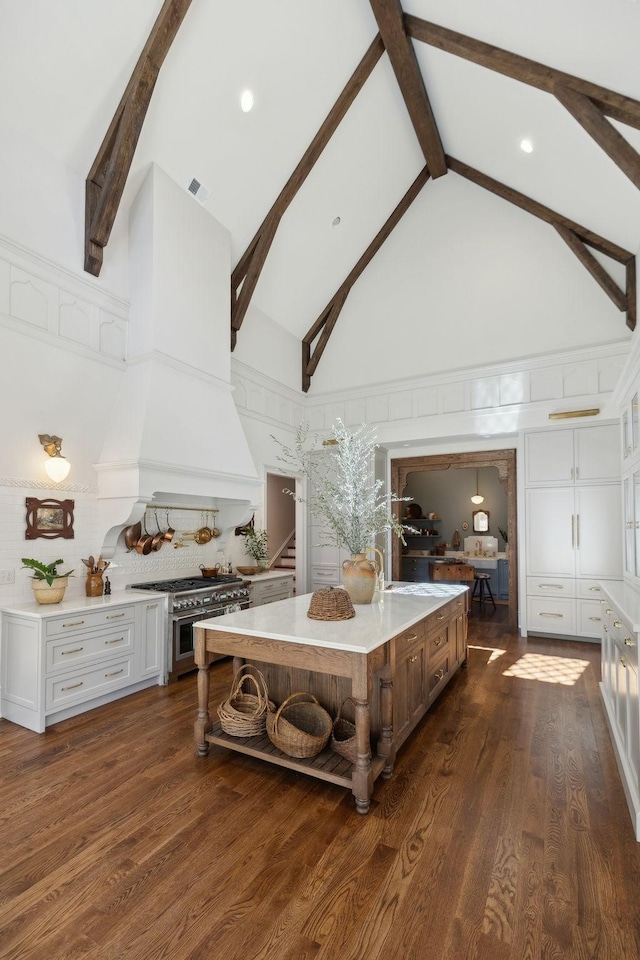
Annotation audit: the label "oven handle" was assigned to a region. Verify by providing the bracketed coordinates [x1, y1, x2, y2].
[171, 601, 250, 624]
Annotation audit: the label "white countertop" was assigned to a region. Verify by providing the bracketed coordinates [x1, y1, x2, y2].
[194, 582, 467, 654]
[599, 580, 640, 633]
[0, 588, 167, 619]
[240, 570, 295, 583]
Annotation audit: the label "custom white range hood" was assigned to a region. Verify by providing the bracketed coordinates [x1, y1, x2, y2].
[95, 164, 260, 555]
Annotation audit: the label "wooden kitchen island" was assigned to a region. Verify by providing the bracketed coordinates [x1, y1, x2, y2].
[194, 583, 467, 813]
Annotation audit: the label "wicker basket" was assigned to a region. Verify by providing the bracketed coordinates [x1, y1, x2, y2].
[330, 697, 359, 763]
[217, 664, 272, 738]
[266, 692, 332, 758]
[307, 586, 355, 621]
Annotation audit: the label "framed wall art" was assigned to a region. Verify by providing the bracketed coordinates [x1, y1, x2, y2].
[25, 498, 75, 540]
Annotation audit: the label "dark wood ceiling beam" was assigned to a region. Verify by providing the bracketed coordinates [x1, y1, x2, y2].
[230, 213, 281, 349]
[448, 155, 635, 330]
[554, 225, 627, 311]
[231, 34, 385, 344]
[368, 0, 446, 178]
[554, 85, 640, 192]
[302, 166, 431, 392]
[406, 15, 640, 131]
[447, 156, 632, 263]
[85, 0, 194, 276]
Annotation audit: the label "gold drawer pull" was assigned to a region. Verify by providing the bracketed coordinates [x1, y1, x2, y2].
[436, 614, 445, 620]
[539, 584, 563, 590]
[588, 586, 601, 592]
[434, 636, 444, 647]
[62, 620, 84, 628]
[613, 620, 623, 628]
[434, 668, 445, 682]
[588, 617, 601, 622]
[620, 657, 627, 669]
[106, 612, 125, 620]
[409, 655, 418, 664]
[603, 625, 608, 632]
[61, 681, 83, 691]
[539, 612, 564, 618]
[147, 603, 158, 609]
[605, 608, 613, 615]
[105, 637, 125, 645]
[625, 638, 635, 647]
[105, 668, 125, 678]
[61, 646, 84, 655]
[404, 633, 418, 642]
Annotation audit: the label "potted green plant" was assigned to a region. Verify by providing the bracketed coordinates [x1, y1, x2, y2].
[243, 528, 270, 572]
[274, 420, 410, 603]
[21, 557, 74, 605]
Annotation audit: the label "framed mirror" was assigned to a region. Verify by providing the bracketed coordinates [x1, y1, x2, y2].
[472, 509, 489, 533]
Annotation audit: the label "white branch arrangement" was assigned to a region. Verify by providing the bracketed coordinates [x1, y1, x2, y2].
[274, 419, 412, 557]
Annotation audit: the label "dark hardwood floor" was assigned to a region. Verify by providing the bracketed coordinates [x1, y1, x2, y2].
[1, 608, 639, 959]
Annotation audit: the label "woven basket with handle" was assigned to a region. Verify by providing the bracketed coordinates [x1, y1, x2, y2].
[217, 664, 272, 737]
[330, 697, 359, 763]
[266, 692, 332, 758]
[307, 586, 355, 621]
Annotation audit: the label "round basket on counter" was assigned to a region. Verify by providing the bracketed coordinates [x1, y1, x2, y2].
[307, 586, 355, 621]
[266, 692, 332, 758]
[217, 664, 272, 738]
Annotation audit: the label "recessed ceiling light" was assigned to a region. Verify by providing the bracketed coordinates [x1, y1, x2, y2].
[520, 138, 534, 154]
[240, 89, 254, 113]
[332, 216, 341, 227]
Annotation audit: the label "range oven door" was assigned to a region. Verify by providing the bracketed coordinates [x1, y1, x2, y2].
[169, 601, 249, 682]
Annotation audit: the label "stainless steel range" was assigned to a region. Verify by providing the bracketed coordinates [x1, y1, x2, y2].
[129, 577, 251, 682]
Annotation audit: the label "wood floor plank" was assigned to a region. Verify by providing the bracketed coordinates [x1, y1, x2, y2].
[1, 612, 640, 959]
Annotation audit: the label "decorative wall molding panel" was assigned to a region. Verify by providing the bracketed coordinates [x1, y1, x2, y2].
[0, 233, 128, 363]
[0, 477, 97, 494]
[232, 343, 628, 437]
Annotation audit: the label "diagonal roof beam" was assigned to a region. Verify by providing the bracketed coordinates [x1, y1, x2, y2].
[231, 34, 385, 344]
[302, 166, 431, 392]
[406, 16, 640, 131]
[85, 0, 194, 277]
[554, 85, 640, 192]
[447, 156, 636, 331]
[368, 0, 446, 178]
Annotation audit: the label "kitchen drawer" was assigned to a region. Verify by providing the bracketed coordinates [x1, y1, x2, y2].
[310, 566, 340, 590]
[577, 580, 606, 600]
[46, 624, 135, 672]
[424, 606, 450, 636]
[393, 621, 425, 655]
[527, 597, 576, 636]
[46, 655, 134, 710]
[526, 577, 576, 598]
[427, 651, 450, 701]
[427, 625, 449, 659]
[45, 605, 135, 638]
[604, 606, 638, 669]
[577, 599, 604, 639]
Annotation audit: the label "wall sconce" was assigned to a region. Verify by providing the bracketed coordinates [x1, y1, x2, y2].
[39, 434, 71, 482]
[470, 468, 484, 505]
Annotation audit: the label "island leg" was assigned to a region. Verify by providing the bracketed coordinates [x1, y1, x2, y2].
[351, 696, 373, 814]
[193, 627, 212, 757]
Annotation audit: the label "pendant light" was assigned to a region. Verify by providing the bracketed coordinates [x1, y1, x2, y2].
[471, 468, 484, 505]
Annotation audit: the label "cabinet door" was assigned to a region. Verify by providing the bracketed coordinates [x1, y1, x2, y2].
[525, 430, 574, 484]
[393, 635, 427, 746]
[139, 600, 163, 679]
[525, 487, 576, 577]
[575, 484, 623, 580]
[624, 475, 635, 578]
[574, 424, 620, 481]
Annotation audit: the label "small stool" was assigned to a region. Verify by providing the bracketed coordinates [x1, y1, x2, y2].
[472, 572, 496, 612]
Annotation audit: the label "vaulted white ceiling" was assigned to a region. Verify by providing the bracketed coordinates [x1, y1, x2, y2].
[1, 0, 639, 393]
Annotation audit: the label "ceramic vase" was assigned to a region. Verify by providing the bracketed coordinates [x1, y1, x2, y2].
[341, 553, 377, 604]
[86, 573, 104, 597]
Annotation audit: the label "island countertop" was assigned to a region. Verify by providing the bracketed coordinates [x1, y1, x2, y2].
[194, 582, 467, 654]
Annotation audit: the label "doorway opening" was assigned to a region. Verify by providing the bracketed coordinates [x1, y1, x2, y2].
[266, 472, 298, 592]
[391, 449, 517, 630]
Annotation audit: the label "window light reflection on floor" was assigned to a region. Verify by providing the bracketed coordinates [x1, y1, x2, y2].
[467, 645, 507, 663]
[502, 653, 589, 686]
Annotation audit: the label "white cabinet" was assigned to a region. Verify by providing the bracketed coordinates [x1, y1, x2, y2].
[600, 585, 640, 839]
[525, 424, 620, 485]
[523, 423, 622, 640]
[250, 574, 294, 607]
[0, 595, 165, 732]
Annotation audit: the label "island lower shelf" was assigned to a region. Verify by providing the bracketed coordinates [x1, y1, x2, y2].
[206, 718, 387, 788]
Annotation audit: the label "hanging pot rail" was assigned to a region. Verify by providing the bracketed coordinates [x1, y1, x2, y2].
[147, 505, 219, 514]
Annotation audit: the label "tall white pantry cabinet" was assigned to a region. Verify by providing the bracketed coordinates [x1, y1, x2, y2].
[524, 423, 622, 640]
